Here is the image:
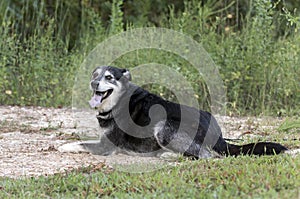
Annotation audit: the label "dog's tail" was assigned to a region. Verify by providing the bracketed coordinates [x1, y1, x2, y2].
[222, 142, 288, 156]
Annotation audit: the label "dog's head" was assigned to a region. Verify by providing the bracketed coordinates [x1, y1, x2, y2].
[89, 66, 131, 113]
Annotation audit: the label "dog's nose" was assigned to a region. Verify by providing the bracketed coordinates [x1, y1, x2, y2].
[91, 81, 99, 89]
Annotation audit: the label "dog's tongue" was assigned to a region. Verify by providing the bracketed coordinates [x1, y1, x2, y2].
[89, 94, 102, 108]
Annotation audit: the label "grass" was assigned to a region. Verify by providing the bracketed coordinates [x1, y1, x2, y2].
[0, 0, 299, 115]
[1, 155, 299, 198]
[279, 118, 300, 133]
[1, 119, 299, 198]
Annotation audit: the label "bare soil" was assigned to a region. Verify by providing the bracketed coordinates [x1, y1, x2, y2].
[0, 106, 287, 178]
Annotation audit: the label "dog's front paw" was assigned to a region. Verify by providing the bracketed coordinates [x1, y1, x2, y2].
[58, 142, 89, 153]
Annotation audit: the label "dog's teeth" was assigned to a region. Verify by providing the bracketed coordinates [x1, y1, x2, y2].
[103, 91, 107, 98]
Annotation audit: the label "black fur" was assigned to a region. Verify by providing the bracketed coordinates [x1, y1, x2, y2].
[95, 67, 288, 157]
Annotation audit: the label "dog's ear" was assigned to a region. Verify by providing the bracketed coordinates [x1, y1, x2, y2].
[121, 69, 132, 81]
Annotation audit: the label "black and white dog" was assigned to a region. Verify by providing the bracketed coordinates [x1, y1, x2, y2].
[59, 66, 288, 158]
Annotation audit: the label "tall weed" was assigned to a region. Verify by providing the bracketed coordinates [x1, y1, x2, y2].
[0, 0, 299, 115]
[160, 0, 300, 115]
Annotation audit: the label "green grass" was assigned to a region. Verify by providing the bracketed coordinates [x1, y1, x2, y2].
[1, 117, 299, 198]
[1, 122, 299, 198]
[0, 0, 299, 115]
[279, 118, 300, 133]
[1, 155, 300, 198]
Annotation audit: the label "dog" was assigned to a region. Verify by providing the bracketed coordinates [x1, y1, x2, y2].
[59, 66, 288, 158]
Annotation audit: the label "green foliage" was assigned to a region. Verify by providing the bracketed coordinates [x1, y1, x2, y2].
[1, 155, 300, 198]
[0, 17, 79, 106]
[278, 118, 300, 133]
[109, 0, 124, 35]
[210, 1, 300, 115]
[159, 0, 300, 115]
[0, 0, 299, 115]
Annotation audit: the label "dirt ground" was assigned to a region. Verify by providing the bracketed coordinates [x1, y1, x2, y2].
[0, 106, 288, 178]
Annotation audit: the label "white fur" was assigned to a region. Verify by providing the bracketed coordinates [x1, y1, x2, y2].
[57, 141, 88, 153]
[285, 149, 300, 157]
[159, 152, 181, 160]
[153, 120, 175, 153]
[153, 121, 166, 137]
[98, 80, 125, 113]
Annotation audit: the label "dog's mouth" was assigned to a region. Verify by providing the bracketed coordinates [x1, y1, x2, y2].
[95, 89, 113, 101]
[89, 89, 113, 108]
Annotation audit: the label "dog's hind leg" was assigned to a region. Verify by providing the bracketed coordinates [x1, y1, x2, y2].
[153, 121, 214, 159]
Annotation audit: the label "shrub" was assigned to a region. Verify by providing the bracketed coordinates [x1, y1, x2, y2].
[0, 0, 299, 115]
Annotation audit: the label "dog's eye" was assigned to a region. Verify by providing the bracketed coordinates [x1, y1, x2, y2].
[105, 75, 113, 80]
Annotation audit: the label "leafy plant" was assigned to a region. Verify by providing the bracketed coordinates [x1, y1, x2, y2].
[0, 0, 299, 115]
